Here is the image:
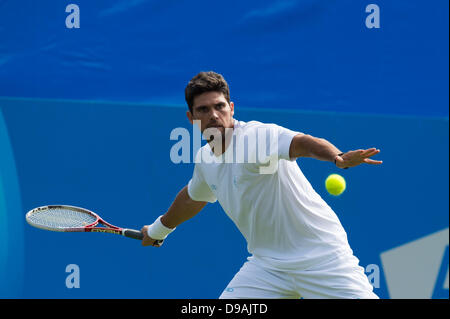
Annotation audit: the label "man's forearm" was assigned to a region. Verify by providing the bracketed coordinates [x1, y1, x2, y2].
[290, 134, 342, 162]
[160, 185, 207, 229]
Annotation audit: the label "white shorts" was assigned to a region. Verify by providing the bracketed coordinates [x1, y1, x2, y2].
[219, 254, 379, 299]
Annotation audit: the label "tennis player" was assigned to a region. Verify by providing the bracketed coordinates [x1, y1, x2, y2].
[141, 71, 382, 299]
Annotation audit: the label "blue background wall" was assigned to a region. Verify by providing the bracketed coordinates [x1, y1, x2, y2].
[0, 0, 448, 298]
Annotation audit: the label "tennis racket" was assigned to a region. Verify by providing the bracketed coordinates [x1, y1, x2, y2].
[26, 205, 162, 244]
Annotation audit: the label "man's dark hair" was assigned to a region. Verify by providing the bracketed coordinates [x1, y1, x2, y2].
[185, 71, 230, 114]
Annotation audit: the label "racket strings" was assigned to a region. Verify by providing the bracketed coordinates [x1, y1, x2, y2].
[27, 207, 97, 230]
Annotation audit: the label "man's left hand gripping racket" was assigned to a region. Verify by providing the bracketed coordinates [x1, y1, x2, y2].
[26, 205, 163, 244]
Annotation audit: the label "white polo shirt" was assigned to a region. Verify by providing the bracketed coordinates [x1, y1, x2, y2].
[188, 119, 353, 271]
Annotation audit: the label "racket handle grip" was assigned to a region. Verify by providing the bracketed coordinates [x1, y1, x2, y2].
[123, 229, 144, 240]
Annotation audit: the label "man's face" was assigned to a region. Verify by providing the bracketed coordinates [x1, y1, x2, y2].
[187, 91, 234, 137]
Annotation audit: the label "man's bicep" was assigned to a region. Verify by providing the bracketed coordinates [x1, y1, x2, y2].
[288, 133, 307, 159]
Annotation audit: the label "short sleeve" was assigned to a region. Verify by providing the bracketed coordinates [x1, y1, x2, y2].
[187, 164, 217, 203]
[255, 123, 301, 162]
[274, 124, 301, 161]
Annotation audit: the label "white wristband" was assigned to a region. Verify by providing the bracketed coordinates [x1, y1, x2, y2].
[147, 215, 175, 240]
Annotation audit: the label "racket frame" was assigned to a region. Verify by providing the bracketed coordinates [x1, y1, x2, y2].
[27, 205, 131, 236]
[26, 205, 162, 243]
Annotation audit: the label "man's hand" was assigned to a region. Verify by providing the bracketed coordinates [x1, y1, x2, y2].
[141, 225, 164, 247]
[335, 148, 382, 168]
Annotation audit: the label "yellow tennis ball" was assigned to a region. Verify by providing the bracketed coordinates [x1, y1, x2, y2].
[325, 174, 346, 196]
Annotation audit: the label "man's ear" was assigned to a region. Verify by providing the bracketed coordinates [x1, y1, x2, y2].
[186, 110, 194, 124]
[230, 102, 234, 117]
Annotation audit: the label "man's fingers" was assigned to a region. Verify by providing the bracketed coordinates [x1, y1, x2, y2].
[361, 148, 379, 157]
[339, 148, 382, 167]
[363, 158, 383, 164]
[140, 226, 148, 239]
[140, 226, 152, 246]
[361, 148, 377, 154]
[142, 238, 160, 247]
[140, 226, 163, 247]
[152, 239, 164, 247]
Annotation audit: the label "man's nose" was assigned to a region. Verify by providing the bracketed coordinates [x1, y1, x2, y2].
[210, 109, 219, 120]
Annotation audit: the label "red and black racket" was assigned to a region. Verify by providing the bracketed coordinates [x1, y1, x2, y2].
[26, 205, 162, 244]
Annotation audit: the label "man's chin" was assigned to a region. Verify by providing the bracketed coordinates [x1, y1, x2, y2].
[202, 126, 225, 140]
[204, 126, 224, 132]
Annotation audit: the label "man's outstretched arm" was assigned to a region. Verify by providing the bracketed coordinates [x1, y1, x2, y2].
[289, 134, 382, 168]
[141, 185, 207, 246]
